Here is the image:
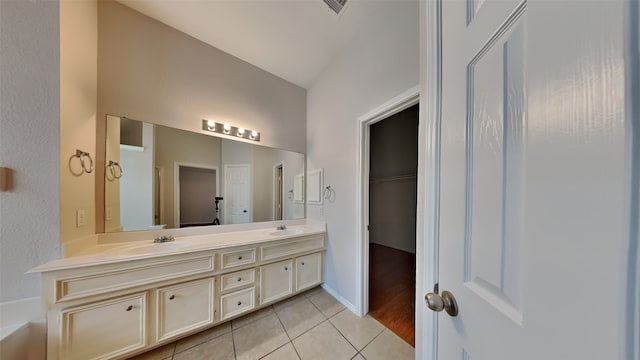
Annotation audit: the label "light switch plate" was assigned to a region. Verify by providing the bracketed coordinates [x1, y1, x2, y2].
[76, 210, 86, 227]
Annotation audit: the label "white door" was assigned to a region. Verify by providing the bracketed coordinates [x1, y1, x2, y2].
[433, 0, 634, 359]
[224, 164, 251, 224]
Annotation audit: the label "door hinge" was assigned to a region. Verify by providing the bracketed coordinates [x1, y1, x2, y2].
[367, 225, 370, 231]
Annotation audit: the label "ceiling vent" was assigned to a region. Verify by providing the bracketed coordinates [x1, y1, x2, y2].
[323, 0, 347, 14]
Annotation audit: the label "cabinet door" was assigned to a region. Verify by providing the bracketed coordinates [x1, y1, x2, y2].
[259, 259, 293, 304]
[295, 252, 323, 291]
[60, 293, 147, 360]
[156, 278, 215, 342]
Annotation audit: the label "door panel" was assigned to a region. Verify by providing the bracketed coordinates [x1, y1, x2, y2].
[437, 0, 630, 359]
[224, 164, 251, 224]
[464, 4, 525, 322]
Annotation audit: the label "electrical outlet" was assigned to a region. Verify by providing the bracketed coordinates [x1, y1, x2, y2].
[76, 209, 86, 227]
[105, 207, 112, 221]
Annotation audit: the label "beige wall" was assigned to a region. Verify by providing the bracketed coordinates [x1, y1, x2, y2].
[60, 0, 98, 243]
[104, 115, 121, 232]
[95, 0, 306, 230]
[253, 148, 273, 222]
[155, 126, 222, 228]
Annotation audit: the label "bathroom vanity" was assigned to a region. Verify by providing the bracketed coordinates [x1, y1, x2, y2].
[30, 224, 325, 360]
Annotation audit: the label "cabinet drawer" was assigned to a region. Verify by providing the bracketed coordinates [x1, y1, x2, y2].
[156, 278, 215, 342]
[220, 248, 256, 270]
[259, 259, 293, 305]
[59, 293, 147, 360]
[221, 269, 255, 293]
[296, 252, 323, 291]
[56, 254, 215, 302]
[220, 287, 255, 320]
[261, 236, 324, 261]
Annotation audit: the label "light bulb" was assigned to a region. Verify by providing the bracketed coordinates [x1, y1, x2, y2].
[237, 128, 245, 137]
[223, 124, 231, 134]
[206, 120, 216, 130]
[250, 130, 259, 140]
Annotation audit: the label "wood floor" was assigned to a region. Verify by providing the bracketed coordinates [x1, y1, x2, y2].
[368, 243, 416, 347]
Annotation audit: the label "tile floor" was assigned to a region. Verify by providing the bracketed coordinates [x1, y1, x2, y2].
[128, 287, 414, 360]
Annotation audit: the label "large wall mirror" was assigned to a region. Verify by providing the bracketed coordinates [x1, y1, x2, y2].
[103, 115, 305, 233]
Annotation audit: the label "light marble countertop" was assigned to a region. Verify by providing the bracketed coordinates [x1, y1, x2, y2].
[29, 223, 326, 273]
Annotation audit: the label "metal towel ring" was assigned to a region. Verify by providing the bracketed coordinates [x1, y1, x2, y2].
[107, 160, 123, 180]
[75, 149, 94, 174]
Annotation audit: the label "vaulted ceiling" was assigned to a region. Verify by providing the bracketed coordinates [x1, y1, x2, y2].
[117, 0, 385, 89]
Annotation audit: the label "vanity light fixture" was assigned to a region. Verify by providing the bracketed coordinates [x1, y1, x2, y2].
[202, 119, 260, 142]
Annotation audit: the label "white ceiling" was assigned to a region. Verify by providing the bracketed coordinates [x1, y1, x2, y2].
[117, 0, 382, 89]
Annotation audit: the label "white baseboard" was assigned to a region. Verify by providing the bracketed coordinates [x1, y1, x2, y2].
[0, 297, 43, 339]
[0, 319, 46, 360]
[321, 283, 358, 315]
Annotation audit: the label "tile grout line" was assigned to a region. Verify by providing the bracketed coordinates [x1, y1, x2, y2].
[324, 309, 364, 355]
[231, 324, 239, 360]
[171, 324, 233, 356]
[273, 303, 303, 360]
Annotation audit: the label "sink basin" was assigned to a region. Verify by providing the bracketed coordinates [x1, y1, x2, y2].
[106, 241, 190, 256]
[268, 229, 304, 237]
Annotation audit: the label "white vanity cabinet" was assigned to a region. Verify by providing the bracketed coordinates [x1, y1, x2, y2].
[259, 259, 294, 305]
[156, 278, 215, 342]
[36, 231, 325, 360]
[59, 293, 147, 360]
[295, 252, 323, 291]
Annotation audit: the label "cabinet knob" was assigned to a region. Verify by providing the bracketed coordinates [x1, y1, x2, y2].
[237, 277, 242, 282]
[285, 267, 288, 271]
[169, 295, 175, 300]
[238, 256, 243, 260]
[301, 262, 305, 266]
[125, 305, 133, 312]
[237, 301, 242, 306]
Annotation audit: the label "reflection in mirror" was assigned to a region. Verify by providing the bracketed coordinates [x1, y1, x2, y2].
[104, 115, 305, 233]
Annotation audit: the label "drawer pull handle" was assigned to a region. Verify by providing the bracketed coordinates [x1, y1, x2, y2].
[126, 305, 133, 312]
[237, 277, 242, 282]
[237, 301, 242, 306]
[169, 295, 175, 300]
[238, 256, 243, 260]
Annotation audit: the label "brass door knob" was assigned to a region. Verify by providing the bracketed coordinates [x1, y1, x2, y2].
[425, 290, 458, 317]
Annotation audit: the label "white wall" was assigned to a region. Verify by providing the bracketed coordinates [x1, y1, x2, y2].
[120, 123, 154, 231]
[275, 149, 305, 220]
[306, 1, 419, 309]
[0, 0, 61, 311]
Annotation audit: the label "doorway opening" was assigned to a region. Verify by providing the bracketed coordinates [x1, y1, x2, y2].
[274, 163, 284, 220]
[176, 164, 219, 228]
[367, 104, 418, 346]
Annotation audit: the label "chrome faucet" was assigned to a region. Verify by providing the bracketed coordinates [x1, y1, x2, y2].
[276, 224, 287, 230]
[153, 235, 174, 243]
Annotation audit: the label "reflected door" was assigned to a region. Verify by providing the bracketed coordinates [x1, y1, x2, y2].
[436, 0, 630, 359]
[224, 164, 251, 224]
